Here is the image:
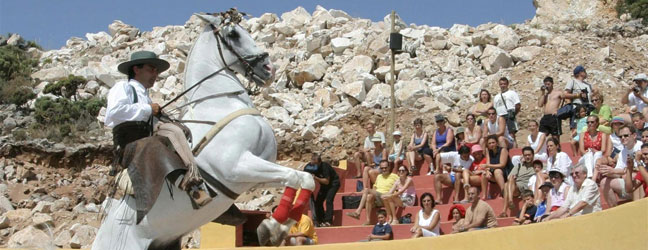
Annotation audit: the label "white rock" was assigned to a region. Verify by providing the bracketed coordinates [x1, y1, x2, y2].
[32, 201, 53, 214]
[363, 83, 392, 108]
[527, 29, 554, 45]
[262, 106, 293, 126]
[329, 9, 351, 20]
[32, 213, 54, 227]
[0, 196, 14, 212]
[7, 34, 22, 46]
[342, 81, 366, 103]
[358, 73, 379, 91]
[467, 46, 483, 59]
[97, 74, 117, 87]
[395, 80, 429, 106]
[596, 46, 610, 62]
[306, 30, 330, 53]
[341, 55, 373, 83]
[85, 202, 99, 213]
[8, 226, 50, 248]
[273, 22, 295, 36]
[488, 24, 519, 50]
[449, 24, 472, 36]
[331, 37, 352, 53]
[69, 225, 97, 249]
[313, 88, 339, 108]
[84, 80, 100, 94]
[430, 39, 448, 50]
[269, 93, 303, 115]
[531, 0, 618, 25]
[510, 46, 544, 62]
[551, 36, 572, 47]
[258, 13, 279, 25]
[281, 7, 312, 29]
[290, 54, 328, 86]
[0, 215, 9, 229]
[321, 125, 342, 141]
[383, 13, 407, 30]
[480, 45, 513, 74]
[54, 230, 72, 247]
[300, 125, 317, 140]
[31, 66, 70, 81]
[400, 28, 425, 39]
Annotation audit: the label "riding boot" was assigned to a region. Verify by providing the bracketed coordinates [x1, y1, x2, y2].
[212, 204, 248, 226]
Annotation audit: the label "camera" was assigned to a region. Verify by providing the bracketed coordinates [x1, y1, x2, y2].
[541, 86, 547, 91]
[633, 86, 641, 93]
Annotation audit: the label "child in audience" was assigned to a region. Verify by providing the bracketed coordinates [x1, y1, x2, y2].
[513, 190, 537, 225]
[571, 105, 588, 157]
[367, 209, 393, 241]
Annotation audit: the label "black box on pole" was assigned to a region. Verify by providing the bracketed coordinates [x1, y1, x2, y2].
[389, 32, 402, 51]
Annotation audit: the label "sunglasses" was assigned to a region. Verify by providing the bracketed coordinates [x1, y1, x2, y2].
[587, 121, 597, 124]
[487, 113, 496, 115]
[398, 169, 407, 172]
[619, 134, 632, 138]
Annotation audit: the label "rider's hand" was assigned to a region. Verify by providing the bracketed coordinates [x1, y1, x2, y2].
[150, 103, 161, 116]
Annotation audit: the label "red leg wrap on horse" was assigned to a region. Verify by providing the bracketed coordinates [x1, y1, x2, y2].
[288, 189, 312, 221]
[272, 187, 296, 223]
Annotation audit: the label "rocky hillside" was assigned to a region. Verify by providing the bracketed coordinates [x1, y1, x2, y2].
[1, 0, 648, 248]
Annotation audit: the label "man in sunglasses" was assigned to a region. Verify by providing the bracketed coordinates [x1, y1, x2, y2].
[599, 125, 642, 207]
[621, 73, 648, 117]
[545, 163, 601, 220]
[623, 144, 648, 201]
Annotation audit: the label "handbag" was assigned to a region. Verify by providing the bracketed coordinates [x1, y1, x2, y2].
[556, 83, 576, 120]
[342, 195, 362, 209]
[399, 213, 412, 224]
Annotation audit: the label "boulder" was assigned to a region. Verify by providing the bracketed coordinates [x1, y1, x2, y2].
[383, 13, 407, 30]
[0, 215, 9, 229]
[395, 80, 429, 106]
[313, 88, 339, 108]
[480, 45, 513, 74]
[32, 201, 54, 213]
[305, 30, 330, 53]
[342, 81, 366, 103]
[331, 37, 352, 53]
[289, 54, 328, 86]
[269, 93, 304, 114]
[31, 66, 70, 81]
[69, 225, 97, 249]
[341, 55, 373, 83]
[467, 46, 483, 59]
[8, 226, 50, 248]
[363, 83, 392, 108]
[531, 0, 618, 25]
[54, 230, 72, 247]
[32, 213, 54, 228]
[487, 24, 520, 50]
[281, 7, 312, 29]
[300, 125, 317, 140]
[510, 46, 544, 62]
[321, 125, 342, 141]
[400, 28, 425, 40]
[261, 106, 294, 127]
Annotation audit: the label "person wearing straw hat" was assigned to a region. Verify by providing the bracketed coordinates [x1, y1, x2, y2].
[105, 50, 212, 207]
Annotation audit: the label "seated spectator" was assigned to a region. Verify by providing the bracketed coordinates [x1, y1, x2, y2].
[570, 105, 588, 157]
[579, 115, 609, 179]
[456, 187, 498, 232]
[464, 114, 483, 148]
[631, 112, 648, 138]
[640, 128, 648, 145]
[470, 89, 493, 126]
[608, 116, 626, 159]
[346, 160, 398, 225]
[483, 135, 514, 199]
[501, 146, 536, 217]
[366, 209, 392, 241]
[283, 213, 318, 246]
[590, 90, 612, 134]
[405, 118, 433, 175]
[388, 130, 405, 171]
[449, 204, 467, 233]
[526, 160, 546, 198]
[534, 181, 553, 222]
[431, 114, 456, 175]
[382, 165, 415, 224]
[455, 127, 466, 149]
[621, 73, 648, 118]
[624, 144, 648, 200]
[482, 107, 514, 149]
[544, 163, 602, 220]
[600, 125, 640, 206]
[512, 120, 548, 166]
[513, 190, 537, 225]
[547, 168, 571, 213]
[353, 121, 386, 178]
[462, 144, 489, 200]
[435, 145, 473, 204]
[363, 137, 388, 189]
[307, 154, 340, 227]
[410, 192, 441, 238]
[546, 137, 573, 185]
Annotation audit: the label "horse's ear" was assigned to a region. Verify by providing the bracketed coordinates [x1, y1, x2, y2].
[194, 13, 223, 26]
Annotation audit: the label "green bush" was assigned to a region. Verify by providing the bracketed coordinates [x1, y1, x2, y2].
[0, 76, 35, 107]
[0, 45, 37, 81]
[617, 0, 648, 24]
[43, 75, 86, 100]
[33, 96, 105, 125]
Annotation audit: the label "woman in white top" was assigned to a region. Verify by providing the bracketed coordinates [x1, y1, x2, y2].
[410, 193, 440, 238]
[512, 120, 547, 166]
[464, 114, 482, 147]
[382, 166, 415, 224]
[546, 137, 574, 186]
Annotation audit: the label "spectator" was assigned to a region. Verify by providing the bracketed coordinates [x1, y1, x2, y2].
[608, 116, 626, 159]
[382, 165, 415, 225]
[570, 105, 589, 157]
[640, 128, 648, 145]
[456, 187, 498, 232]
[631, 112, 648, 138]
[547, 168, 571, 213]
[363, 137, 388, 189]
[600, 125, 641, 206]
[462, 144, 489, 200]
[388, 130, 405, 171]
[527, 160, 546, 199]
[471, 89, 494, 126]
[410, 193, 441, 238]
[345, 160, 398, 225]
[538, 76, 564, 140]
[430, 114, 456, 175]
[366, 209, 392, 241]
[455, 127, 466, 149]
[513, 190, 537, 225]
[512, 120, 547, 166]
[579, 115, 609, 179]
[307, 154, 340, 227]
[435, 145, 473, 204]
[482, 107, 514, 149]
[283, 213, 318, 246]
[405, 118, 433, 175]
[546, 137, 573, 185]
[624, 144, 648, 200]
[501, 146, 536, 217]
[621, 73, 648, 118]
[353, 122, 386, 178]
[564, 65, 594, 124]
[493, 77, 521, 146]
[464, 114, 483, 148]
[590, 90, 612, 134]
[449, 204, 467, 233]
[483, 135, 514, 199]
[545, 163, 601, 220]
[534, 181, 553, 222]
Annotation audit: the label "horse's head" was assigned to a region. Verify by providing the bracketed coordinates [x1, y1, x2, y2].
[195, 9, 275, 87]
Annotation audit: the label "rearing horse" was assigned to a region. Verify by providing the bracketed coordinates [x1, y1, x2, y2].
[92, 10, 314, 250]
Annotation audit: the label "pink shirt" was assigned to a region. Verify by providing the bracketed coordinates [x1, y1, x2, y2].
[550, 182, 568, 208]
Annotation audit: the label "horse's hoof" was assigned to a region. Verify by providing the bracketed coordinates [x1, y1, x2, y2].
[256, 218, 279, 246]
[269, 222, 290, 246]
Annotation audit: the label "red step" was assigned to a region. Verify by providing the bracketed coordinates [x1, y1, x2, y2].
[314, 218, 516, 244]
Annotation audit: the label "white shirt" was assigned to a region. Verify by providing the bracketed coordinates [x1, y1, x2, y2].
[493, 90, 520, 116]
[561, 178, 602, 216]
[565, 78, 592, 105]
[610, 133, 623, 152]
[104, 79, 153, 128]
[547, 152, 573, 186]
[418, 209, 440, 237]
[363, 131, 386, 149]
[615, 141, 643, 170]
[627, 88, 648, 113]
[528, 132, 547, 155]
[485, 119, 513, 142]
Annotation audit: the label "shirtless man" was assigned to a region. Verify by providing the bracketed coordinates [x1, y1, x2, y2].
[538, 76, 563, 140]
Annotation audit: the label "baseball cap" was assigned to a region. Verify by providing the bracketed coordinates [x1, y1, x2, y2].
[573, 65, 586, 76]
[393, 131, 402, 136]
[539, 181, 554, 189]
[548, 168, 565, 178]
[633, 73, 648, 81]
[371, 136, 382, 142]
[435, 114, 445, 122]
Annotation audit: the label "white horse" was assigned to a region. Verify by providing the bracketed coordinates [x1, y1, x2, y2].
[93, 10, 314, 250]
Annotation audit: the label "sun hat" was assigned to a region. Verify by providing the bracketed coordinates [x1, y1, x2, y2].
[611, 116, 625, 125]
[471, 144, 483, 153]
[455, 127, 465, 134]
[393, 131, 402, 136]
[371, 136, 382, 142]
[633, 73, 648, 81]
[117, 50, 170, 75]
[435, 114, 445, 122]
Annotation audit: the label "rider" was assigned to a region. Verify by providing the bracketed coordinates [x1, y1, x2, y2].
[105, 50, 211, 207]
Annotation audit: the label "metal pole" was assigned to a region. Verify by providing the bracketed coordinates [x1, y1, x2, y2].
[389, 10, 397, 145]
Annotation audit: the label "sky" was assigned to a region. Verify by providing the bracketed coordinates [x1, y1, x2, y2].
[0, 0, 536, 50]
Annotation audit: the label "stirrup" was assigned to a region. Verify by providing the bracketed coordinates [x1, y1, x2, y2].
[189, 184, 212, 208]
